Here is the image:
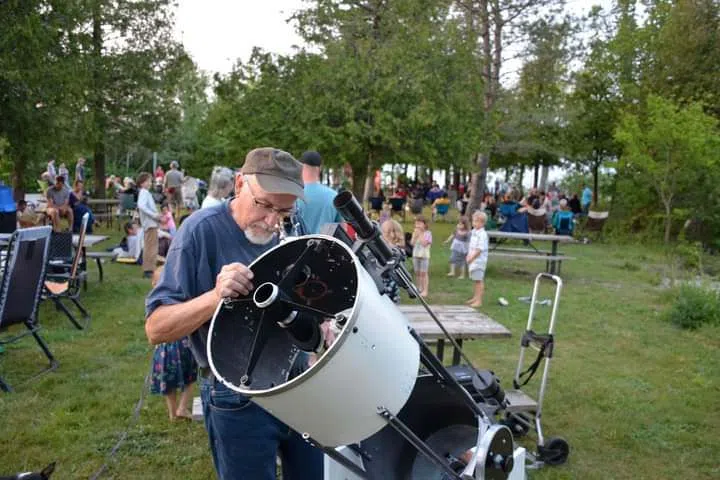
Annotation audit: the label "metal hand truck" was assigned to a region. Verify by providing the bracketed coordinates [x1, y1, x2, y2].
[502, 273, 570, 467]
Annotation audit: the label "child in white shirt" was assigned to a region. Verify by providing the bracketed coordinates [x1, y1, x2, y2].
[466, 210, 489, 308]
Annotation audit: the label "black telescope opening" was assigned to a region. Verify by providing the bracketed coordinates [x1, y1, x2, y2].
[253, 282, 278, 308]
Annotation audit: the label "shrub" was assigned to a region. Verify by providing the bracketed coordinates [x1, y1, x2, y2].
[665, 285, 720, 330]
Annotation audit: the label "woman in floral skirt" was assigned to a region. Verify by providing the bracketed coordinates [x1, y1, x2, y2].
[150, 267, 197, 420]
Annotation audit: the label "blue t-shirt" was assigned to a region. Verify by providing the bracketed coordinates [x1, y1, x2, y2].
[145, 201, 277, 367]
[295, 182, 342, 234]
[582, 187, 592, 207]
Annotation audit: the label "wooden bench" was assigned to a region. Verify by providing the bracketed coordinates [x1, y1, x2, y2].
[85, 251, 117, 282]
[489, 251, 575, 274]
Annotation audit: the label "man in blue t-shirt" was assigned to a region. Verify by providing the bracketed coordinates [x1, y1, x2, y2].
[145, 147, 323, 480]
[295, 151, 342, 234]
[581, 183, 593, 214]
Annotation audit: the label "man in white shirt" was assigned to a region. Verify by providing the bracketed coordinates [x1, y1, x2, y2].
[137, 172, 162, 278]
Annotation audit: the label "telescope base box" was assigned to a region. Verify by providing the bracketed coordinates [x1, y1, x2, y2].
[322, 375, 526, 479]
[323, 446, 527, 480]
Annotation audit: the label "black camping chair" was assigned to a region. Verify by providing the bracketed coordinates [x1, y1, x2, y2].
[0, 226, 56, 392]
[44, 213, 91, 330]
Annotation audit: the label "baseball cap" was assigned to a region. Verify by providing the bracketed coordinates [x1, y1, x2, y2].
[241, 148, 305, 200]
[300, 151, 322, 167]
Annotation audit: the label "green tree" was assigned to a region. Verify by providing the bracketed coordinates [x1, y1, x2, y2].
[615, 95, 720, 243]
[80, 0, 185, 196]
[0, 0, 83, 197]
[567, 6, 619, 206]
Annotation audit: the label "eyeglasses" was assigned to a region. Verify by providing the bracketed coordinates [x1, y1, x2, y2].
[246, 178, 296, 217]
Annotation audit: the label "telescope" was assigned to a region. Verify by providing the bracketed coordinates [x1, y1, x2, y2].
[207, 191, 526, 479]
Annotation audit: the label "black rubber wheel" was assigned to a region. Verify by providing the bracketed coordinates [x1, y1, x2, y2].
[540, 437, 570, 466]
[501, 415, 530, 438]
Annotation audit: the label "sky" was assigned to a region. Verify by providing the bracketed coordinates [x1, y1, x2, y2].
[175, 0, 306, 76]
[175, 0, 614, 77]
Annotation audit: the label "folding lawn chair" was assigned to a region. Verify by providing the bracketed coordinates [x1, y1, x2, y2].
[582, 211, 609, 241]
[433, 203, 450, 222]
[44, 213, 91, 330]
[0, 226, 56, 392]
[528, 208, 548, 234]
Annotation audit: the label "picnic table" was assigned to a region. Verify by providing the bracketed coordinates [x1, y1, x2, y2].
[487, 230, 575, 274]
[399, 304, 511, 365]
[0, 233, 108, 248]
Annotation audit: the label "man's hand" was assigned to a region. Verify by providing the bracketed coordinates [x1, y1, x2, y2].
[215, 263, 254, 300]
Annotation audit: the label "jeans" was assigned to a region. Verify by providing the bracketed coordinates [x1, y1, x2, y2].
[200, 377, 324, 480]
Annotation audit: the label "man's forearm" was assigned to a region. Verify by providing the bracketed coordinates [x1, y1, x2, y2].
[145, 290, 219, 344]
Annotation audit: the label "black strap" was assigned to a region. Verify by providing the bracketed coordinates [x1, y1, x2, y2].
[514, 335, 554, 389]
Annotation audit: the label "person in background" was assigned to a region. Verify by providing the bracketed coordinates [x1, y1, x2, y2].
[444, 216, 470, 279]
[75, 157, 86, 183]
[46, 175, 73, 232]
[411, 215, 432, 297]
[122, 177, 139, 203]
[380, 219, 405, 304]
[72, 195, 95, 234]
[58, 162, 69, 181]
[113, 221, 142, 261]
[552, 198, 575, 236]
[149, 266, 197, 421]
[568, 193, 582, 216]
[581, 183, 593, 214]
[295, 151, 341, 234]
[432, 192, 451, 221]
[466, 210, 489, 308]
[201, 166, 235, 209]
[160, 203, 177, 237]
[155, 165, 165, 185]
[163, 161, 184, 218]
[17, 200, 38, 228]
[137, 172, 162, 279]
[71, 180, 86, 204]
[47, 158, 57, 184]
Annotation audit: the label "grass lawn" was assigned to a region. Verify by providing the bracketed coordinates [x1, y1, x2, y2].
[1, 217, 719, 479]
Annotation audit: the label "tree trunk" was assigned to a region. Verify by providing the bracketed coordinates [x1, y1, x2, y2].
[664, 201, 672, 244]
[94, 142, 106, 197]
[533, 159, 540, 188]
[362, 160, 373, 204]
[351, 165, 368, 203]
[91, 3, 106, 198]
[540, 164, 549, 191]
[518, 165, 525, 196]
[467, 0, 493, 215]
[592, 158, 600, 207]
[11, 158, 26, 202]
[453, 168, 460, 189]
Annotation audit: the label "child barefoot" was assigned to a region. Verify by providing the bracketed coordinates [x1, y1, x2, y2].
[381, 219, 406, 304]
[466, 211, 489, 308]
[149, 267, 197, 421]
[411, 216, 432, 297]
[444, 216, 470, 279]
